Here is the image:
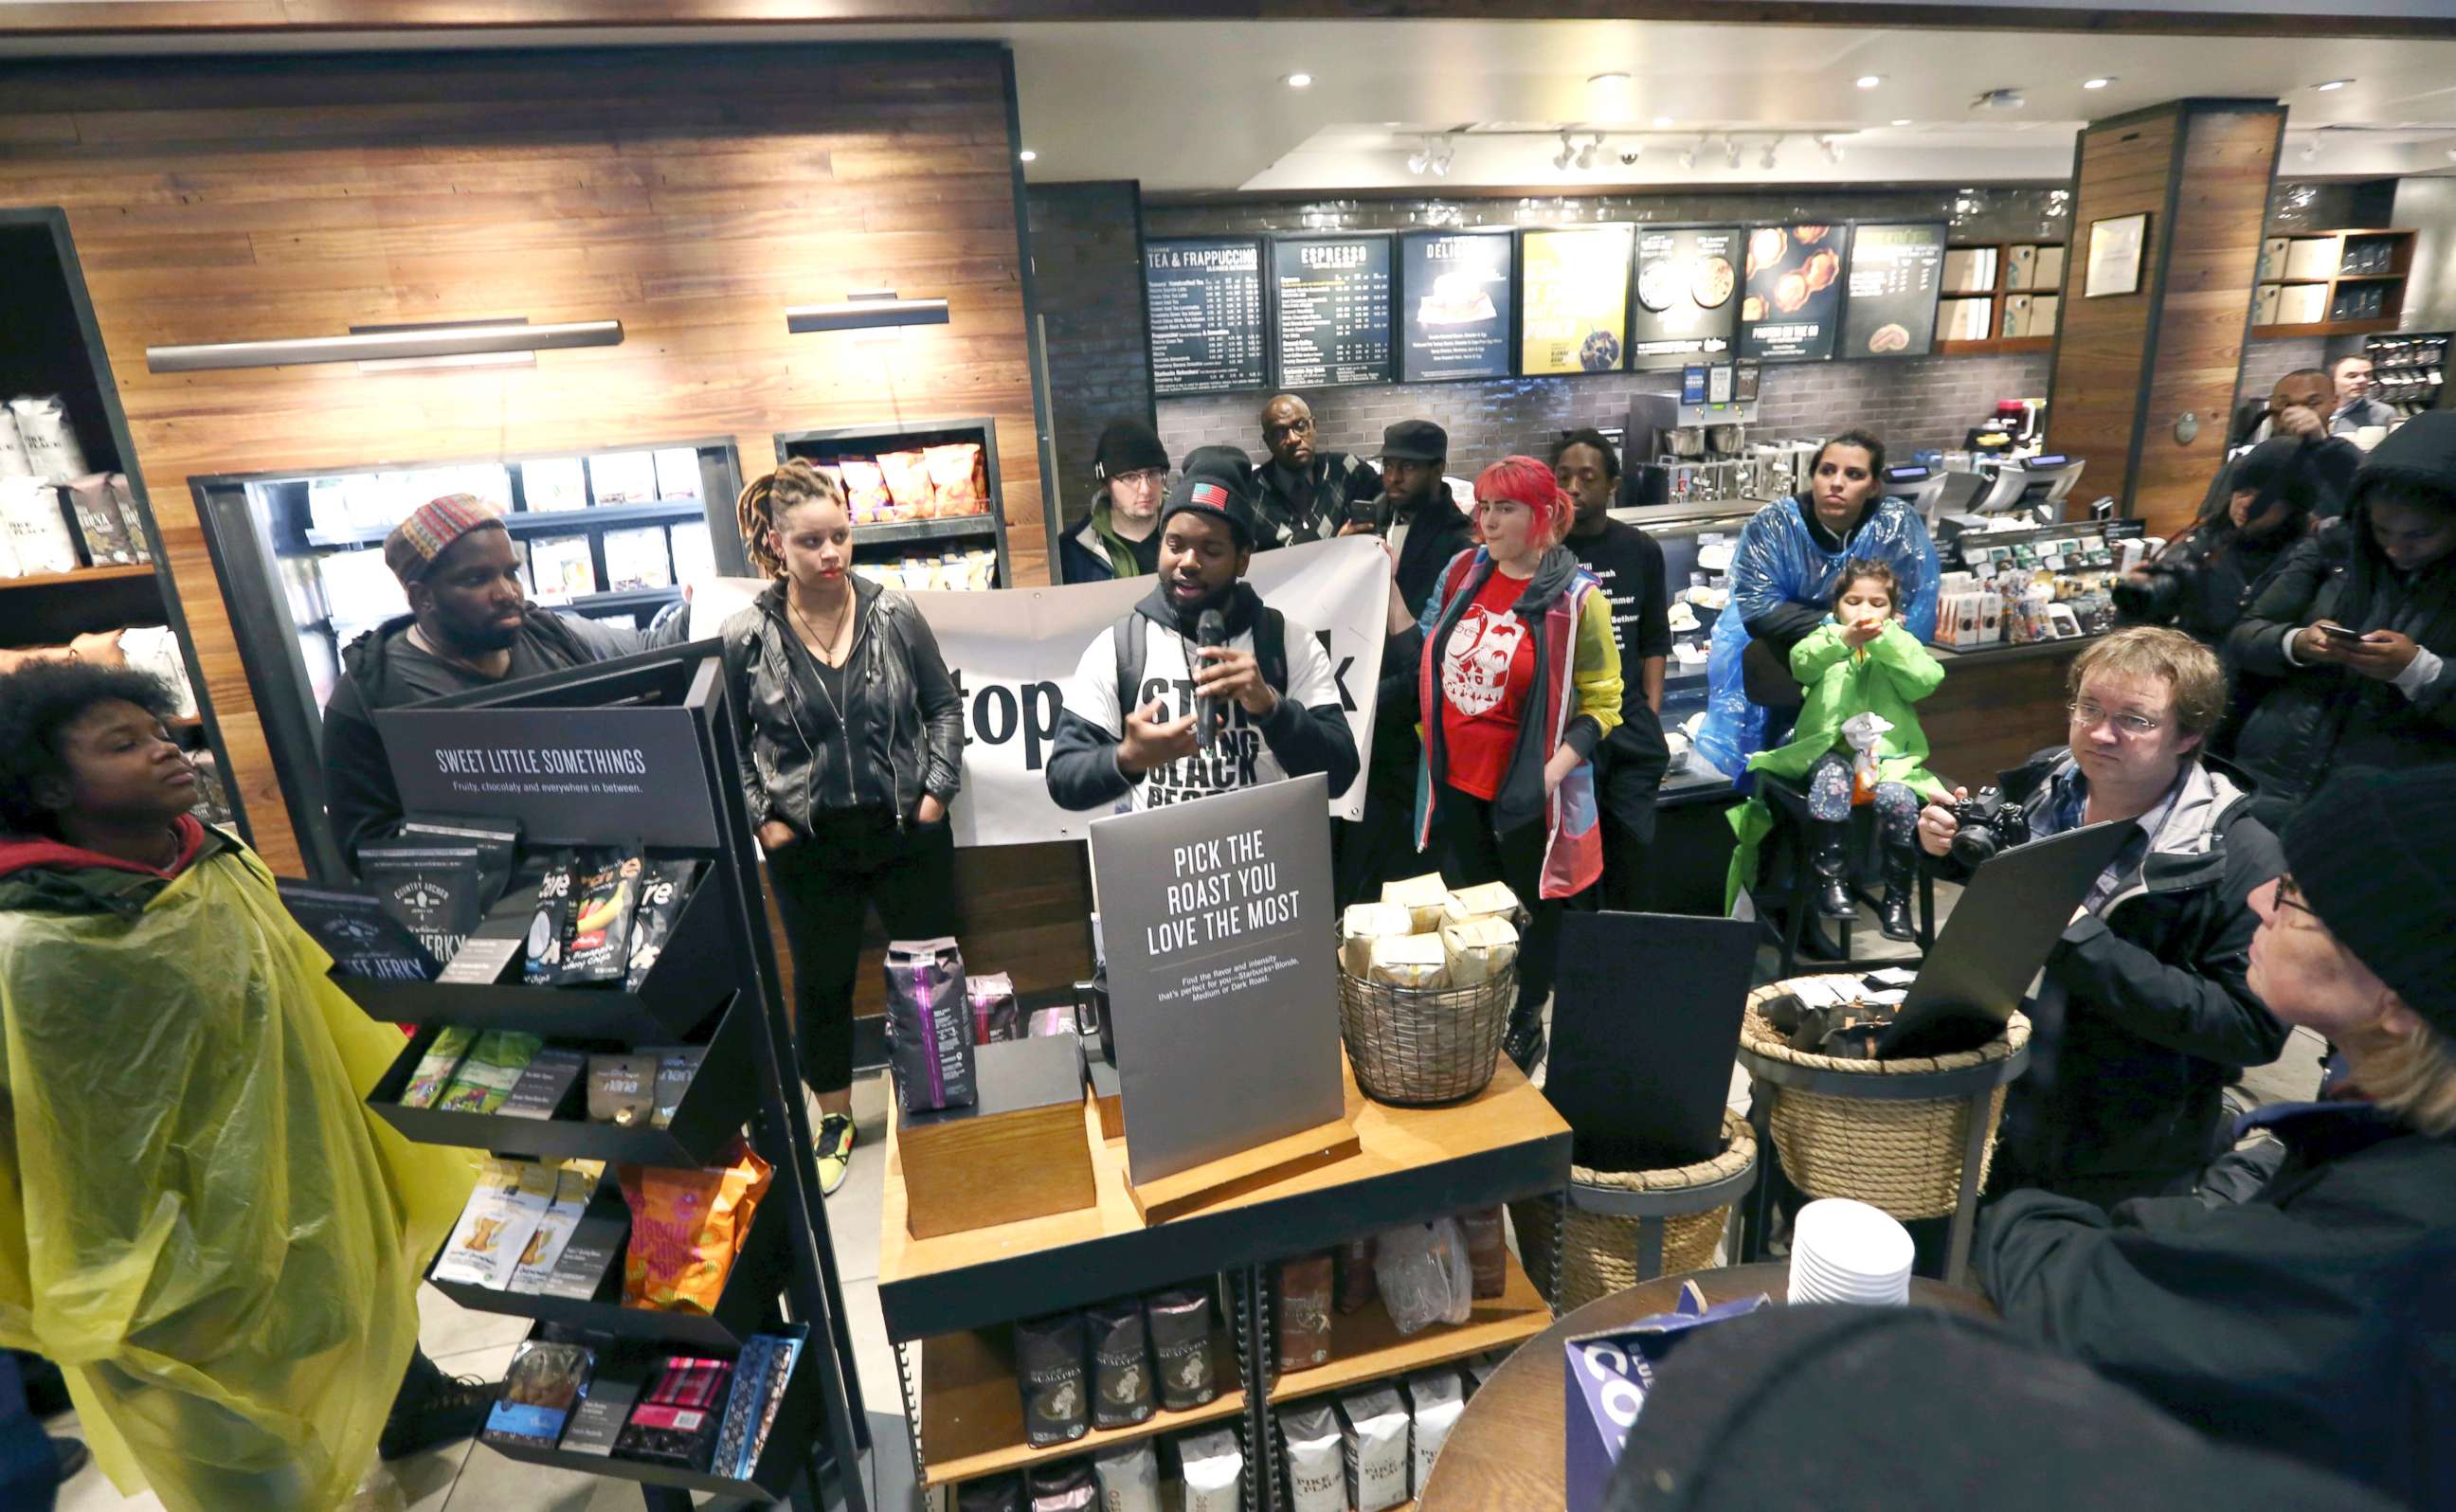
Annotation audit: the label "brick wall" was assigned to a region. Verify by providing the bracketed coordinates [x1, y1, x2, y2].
[1026, 180, 1151, 547]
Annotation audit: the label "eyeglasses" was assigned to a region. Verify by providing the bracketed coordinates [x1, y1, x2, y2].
[1110, 468, 1168, 491]
[1265, 417, 1315, 439]
[2067, 699, 2162, 739]
[2274, 875, 2323, 925]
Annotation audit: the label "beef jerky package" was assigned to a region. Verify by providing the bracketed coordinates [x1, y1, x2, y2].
[1092, 1440, 1161, 1512]
[883, 936, 975, 1114]
[1086, 1297, 1154, 1430]
[559, 847, 646, 986]
[356, 840, 484, 964]
[1277, 1403, 1345, 1512]
[623, 858, 703, 991]
[1175, 1427, 1244, 1512]
[397, 813, 522, 910]
[955, 1475, 1022, 1512]
[1339, 1387, 1411, 1512]
[1459, 1206, 1508, 1300]
[1145, 1287, 1217, 1411]
[1335, 1233, 1378, 1315]
[279, 880, 440, 983]
[1024, 1462, 1094, 1512]
[1013, 1310, 1088, 1449]
[1276, 1252, 1333, 1374]
[524, 851, 577, 985]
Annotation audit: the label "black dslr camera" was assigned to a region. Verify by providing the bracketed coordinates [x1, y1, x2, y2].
[1948, 786, 2032, 868]
[2110, 560, 2205, 626]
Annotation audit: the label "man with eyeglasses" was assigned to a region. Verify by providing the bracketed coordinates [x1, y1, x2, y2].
[1253, 393, 1381, 549]
[1917, 626, 2288, 1208]
[1060, 419, 1172, 584]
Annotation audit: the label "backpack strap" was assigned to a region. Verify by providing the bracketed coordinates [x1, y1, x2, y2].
[1111, 606, 1148, 721]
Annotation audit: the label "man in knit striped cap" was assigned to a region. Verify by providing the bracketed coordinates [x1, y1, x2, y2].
[320, 492, 680, 871]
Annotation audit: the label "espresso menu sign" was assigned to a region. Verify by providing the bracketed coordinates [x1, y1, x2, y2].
[1629, 225, 1742, 369]
[1274, 236, 1394, 387]
[1840, 222, 1947, 360]
[1738, 223, 1851, 363]
[1520, 225, 1634, 376]
[1146, 238, 1268, 396]
[1399, 230, 1514, 383]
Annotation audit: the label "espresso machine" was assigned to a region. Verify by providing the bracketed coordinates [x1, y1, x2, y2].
[1630, 361, 1761, 505]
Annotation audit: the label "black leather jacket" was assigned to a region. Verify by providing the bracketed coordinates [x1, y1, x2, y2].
[718, 576, 965, 836]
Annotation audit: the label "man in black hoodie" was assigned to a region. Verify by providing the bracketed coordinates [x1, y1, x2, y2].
[320, 494, 677, 867]
[1046, 447, 1359, 814]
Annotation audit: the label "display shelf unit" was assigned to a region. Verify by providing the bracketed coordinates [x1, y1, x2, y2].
[774, 420, 1011, 588]
[1933, 240, 2064, 356]
[2253, 228, 2413, 336]
[878, 1059, 1570, 1506]
[2364, 331, 2448, 418]
[341, 643, 876, 1511]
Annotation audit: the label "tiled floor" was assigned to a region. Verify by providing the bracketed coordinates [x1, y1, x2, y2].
[46, 883, 2327, 1510]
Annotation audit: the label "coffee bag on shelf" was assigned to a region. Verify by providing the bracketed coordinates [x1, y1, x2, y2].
[1335, 1233, 1379, 1314]
[1440, 914, 1518, 987]
[1091, 1439, 1161, 1512]
[1277, 1403, 1345, 1512]
[1367, 932, 1448, 991]
[1338, 1387, 1410, 1512]
[1406, 1367, 1466, 1490]
[0, 477, 79, 576]
[1023, 1461, 1095, 1512]
[1459, 1205, 1508, 1299]
[1381, 873, 1452, 933]
[106, 475, 149, 564]
[1340, 902, 1415, 978]
[1087, 1296, 1156, 1429]
[7, 396, 87, 484]
[63, 473, 138, 565]
[0, 408, 28, 477]
[954, 1474, 1022, 1511]
[884, 936, 976, 1114]
[1175, 1427, 1244, 1512]
[1275, 1252, 1334, 1373]
[1440, 879, 1521, 927]
[1145, 1287, 1218, 1410]
[1013, 1310, 1089, 1448]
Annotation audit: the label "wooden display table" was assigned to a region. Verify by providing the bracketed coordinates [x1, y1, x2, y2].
[876, 1055, 1572, 1503]
[1417, 1262, 1996, 1512]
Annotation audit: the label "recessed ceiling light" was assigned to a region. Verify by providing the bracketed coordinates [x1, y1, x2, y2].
[1855, 75, 1885, 89]
[2083, 77, 2115, 90]
[1017, 149, 1037, 163]
[1891, 118, 1912, 127]
[2315, 79, 2353, 91]
[1652, 115, 1675, 128]
[1286, 73, 1312, 89]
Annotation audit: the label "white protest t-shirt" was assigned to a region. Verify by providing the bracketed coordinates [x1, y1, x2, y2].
[1064, 608, 1342, 812]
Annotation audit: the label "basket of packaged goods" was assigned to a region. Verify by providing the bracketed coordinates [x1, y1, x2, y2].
[1334, 875, 1523, 1106]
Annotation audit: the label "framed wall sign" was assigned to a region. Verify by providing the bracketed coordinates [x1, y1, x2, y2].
[2084, 212, 2149, 298]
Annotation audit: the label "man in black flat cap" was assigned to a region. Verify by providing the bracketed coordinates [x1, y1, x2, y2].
[1335, 420, 1478, 908]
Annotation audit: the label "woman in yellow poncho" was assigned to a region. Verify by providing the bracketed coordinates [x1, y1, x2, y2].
[0, 662, 473, 1512]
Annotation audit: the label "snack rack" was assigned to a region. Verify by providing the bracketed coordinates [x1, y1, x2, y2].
[775, 419, 1014, 590]
[342, 642, 877, 1510]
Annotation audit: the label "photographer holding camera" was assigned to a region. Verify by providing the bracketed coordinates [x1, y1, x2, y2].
[2115, 437, 2327, 651]
[1917, 627, 2287, 1208]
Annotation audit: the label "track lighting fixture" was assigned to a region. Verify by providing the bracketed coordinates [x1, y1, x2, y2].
[1723, 135, 1743, 169]
[1759, 136, 1782, 171]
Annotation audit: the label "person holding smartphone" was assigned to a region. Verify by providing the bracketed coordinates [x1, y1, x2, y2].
[2227, 412, 2456, 830]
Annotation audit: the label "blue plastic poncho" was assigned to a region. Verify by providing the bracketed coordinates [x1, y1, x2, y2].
[1693, 495, 1940, 778]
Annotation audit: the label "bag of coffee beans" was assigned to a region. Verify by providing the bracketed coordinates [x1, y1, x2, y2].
[1338, 1387, 1410, 1512]
[1087, 1298, 1155, 1429]
[1277, 1404, 1345, 1512]
[1276, 1253, 1333, 1374]
[1405, 1368, 1466, 1492]
[1459, 1206, 1508, 1299]
[1013, 1311, 1088, 1448]
[1145, 1287, 1217, 1410]
[1335, 1234, 1378, 1315]
[955, 1475, 1021, 1512]
[1091, 1440, 1160, 1512]
[1174, 1427, 1243, 1512]
[1024, 1461, 1094, 1512]
[884, 937, 977, 1114]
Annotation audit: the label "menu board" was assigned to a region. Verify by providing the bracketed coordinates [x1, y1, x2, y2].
[1273, 236, 1394, 388]
[1738, 223, 1851, 363]
[1839, 222, 1947, 360]
[1399, 230, 1514, 383]
[1146, 238, 1268, 396]
[1519, 225, 1634, 376]
[1629, 225, 1742, 369]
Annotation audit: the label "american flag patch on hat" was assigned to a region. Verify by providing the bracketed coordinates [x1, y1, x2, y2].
[1189, 481, 1230, 510]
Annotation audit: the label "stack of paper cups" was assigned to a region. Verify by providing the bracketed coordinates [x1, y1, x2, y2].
[1786, 1197, 1914, 1306]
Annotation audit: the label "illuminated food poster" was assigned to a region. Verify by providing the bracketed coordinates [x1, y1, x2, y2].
[1519, 225, 1634, 376]
[1399, 230, 1514, 382]
[1629, 225, 1742, 369]
[1838, 222, 1946, 360]
[1738, 223, 1852, 363]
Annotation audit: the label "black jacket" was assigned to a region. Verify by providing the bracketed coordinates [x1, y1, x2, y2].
[2121, 518, 2302, 652]
[1251, 451, 1380, 549]
[717, 575, 965, 837]
[321, 608, 657, 868]
[1980, 1102, 2456, 1509]
[2226, 418, 2456, 811]
[1950, 750, 2288, 1205]
[1043, 581, 1358, 811]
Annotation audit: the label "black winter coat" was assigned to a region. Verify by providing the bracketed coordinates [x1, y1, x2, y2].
[1979, 1103, 2456, 1509]
[1948, 750, 2288, 1206]
[718, 575, 965, 837]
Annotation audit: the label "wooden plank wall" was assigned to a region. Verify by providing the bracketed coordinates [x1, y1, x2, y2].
[0, 45, 1049, 881]
[2046, 99, 2283, 539]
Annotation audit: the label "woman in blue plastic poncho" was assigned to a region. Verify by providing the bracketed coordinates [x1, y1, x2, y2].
[1693, 431, 1941, 778]
[0, 662, 473, 1512]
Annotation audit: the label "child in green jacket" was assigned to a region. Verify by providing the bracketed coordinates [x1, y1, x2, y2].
[1727, 560, 1946, 940]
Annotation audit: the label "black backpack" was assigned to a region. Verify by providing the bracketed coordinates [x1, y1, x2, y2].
[1111, 604, 1288, 716]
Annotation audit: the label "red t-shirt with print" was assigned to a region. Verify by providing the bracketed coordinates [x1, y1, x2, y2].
[1438, 569, 1540, 801]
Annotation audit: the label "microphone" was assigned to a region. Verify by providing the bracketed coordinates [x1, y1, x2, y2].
[1196, 607, 1228, 750]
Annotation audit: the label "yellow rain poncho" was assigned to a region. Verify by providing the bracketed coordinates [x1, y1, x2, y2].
[0, 824, 474, 1512]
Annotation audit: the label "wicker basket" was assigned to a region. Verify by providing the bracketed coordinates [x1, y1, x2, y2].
[1513, 1112, 1757, 1309]
[1740, 982, 2031, 1220]
[1336, 962, 1514, 1106]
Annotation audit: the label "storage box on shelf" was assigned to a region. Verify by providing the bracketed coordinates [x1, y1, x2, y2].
[1935, 240, 2064, 356]
[2254, 228, 2413, 337]
[775, 420, 1011, 589]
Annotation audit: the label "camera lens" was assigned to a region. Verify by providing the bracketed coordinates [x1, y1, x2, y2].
[1950, 826, 2002, 869]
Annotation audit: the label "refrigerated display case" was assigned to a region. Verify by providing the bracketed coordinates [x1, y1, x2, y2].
[193, 439, 745, 881]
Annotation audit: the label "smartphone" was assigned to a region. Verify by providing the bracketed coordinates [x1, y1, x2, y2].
[2318, 623, 2368, 643]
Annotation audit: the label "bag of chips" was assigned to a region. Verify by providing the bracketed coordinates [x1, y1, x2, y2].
[623, 858, 702, 990]
[618, 1140, 773, 1314]
[877, 449, 937, 520]
[839, 457, 892, 522]
[924, 442, 986, 517]
[523, 851, 577, 985]
[559, 847, 644, 986]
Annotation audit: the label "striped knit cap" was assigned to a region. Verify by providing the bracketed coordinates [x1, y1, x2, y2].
[383, 493, 505, 585]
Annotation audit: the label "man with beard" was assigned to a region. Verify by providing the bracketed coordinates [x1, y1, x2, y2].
[1253, 393, 1381, 549]
[1333, 420, 1476, 907]
[320, 494, 679, 867]
[1046, 447, 1358, 813]
[1553, 429, 1673, 909]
